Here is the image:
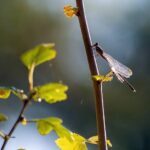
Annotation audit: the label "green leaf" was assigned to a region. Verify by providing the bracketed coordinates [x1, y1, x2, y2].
[20, 43, 56, 69]
[36, 120, 53, 135]
[0, 87, 26, 100]
[87, 135, 112, 147]
[0, 131, 5, 139]
[55, 133, 87, 150]
[55, 124, 71, 140]
[0, 87, 11, 99]
[33, 83, 68, 104]
[92, 71, 113, 82]
[35, 117, 71, 141]
[11, 87, 28, 100]
[0, 114, 8, 122]
[36, 117, 62, 135]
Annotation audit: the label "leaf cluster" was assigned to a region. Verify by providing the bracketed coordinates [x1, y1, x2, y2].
[0, 43, 112, 149]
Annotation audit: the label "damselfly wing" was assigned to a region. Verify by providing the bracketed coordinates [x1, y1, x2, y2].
[94, 43, 136, 92]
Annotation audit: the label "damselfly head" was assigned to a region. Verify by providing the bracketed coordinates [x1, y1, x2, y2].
[93, 43, 104, 59]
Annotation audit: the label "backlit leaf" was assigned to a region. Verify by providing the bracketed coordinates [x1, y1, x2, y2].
[87, 135, 112, 147]
[64, 5, 78, 18]
[35, 117, 71, 139]
[55, 124, 71, 140]
[20, 43, 56, 69]
[93, 71, 113, 82]
[0, 87, 11, 99]
[55, 133, 87, 150]
[21, 118, 27, 126]
[36, 120, 53, 135]
[11, 87, 28, 100]
[0, 131, 5, 139]
[0, 87, 27, 100]
[33, 83, 68, 104]
[0, 114, 8, 122]
[36, 117, 62, 135]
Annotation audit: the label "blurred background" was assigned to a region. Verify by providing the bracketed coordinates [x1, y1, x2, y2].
[0, 0, 150, 149]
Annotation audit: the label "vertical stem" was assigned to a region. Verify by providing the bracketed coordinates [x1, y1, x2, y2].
[28, 64, 35, 92]
[76, 0, 108, 150]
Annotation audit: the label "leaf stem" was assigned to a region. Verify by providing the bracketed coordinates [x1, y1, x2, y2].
[1, 65, 35, 149]
[76, 0, 108, 150]
[28, 64, 35, 92]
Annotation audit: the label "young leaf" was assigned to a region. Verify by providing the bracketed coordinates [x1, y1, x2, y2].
[0, 87, 26, 100]
[55, 133, 87, 150]
[35, 117, 72, 141]
[33, 83, 68, 104]
[0, 114, 8, 122]
[36, 120, 53, 135]
[11, 87, 28, 100]
[0, 87, 11, 99]
[20, 43, 56, 69]
[36, 117, 62, 135]
[92, 71, 113, 82]
[21, 118, 27, 126]
[54, 124, 71, 140]
[87, 135, 112, 147]
[0, 131, 5, 139]
[64, 5, 78, 18]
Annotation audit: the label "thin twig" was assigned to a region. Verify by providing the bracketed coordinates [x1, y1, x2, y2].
[1, 99, 30, 150]
[76, 0, 108, 150]
[1, 64, 35, 150]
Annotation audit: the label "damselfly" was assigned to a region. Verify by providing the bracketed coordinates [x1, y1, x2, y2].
[93, 43, 136, 92]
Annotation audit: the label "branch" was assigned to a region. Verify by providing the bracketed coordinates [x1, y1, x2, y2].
[76, 0, 108, 150]
[1, 94, 34, 150]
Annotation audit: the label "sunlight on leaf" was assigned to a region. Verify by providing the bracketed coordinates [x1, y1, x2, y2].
[55, 124, 71, 140]
[21, 118, 27, 126]
[35, 117, 71, 139]
[36, 120, 53, 135]
[93, 71, 113, 82]
[20, 43, 56, 69]
[33, 83, 68, 104]
[0, 114, 8, 122]
[11, 87, 27, 100]
[55, 133, 87, 150]
[0, 131, 5, 139]
[0, 87, 11, 99]
[87, 135, 112, 147]
[36, 117, 62, 135]
[64, 5, 78, 18]
[107, 140, 113, 148]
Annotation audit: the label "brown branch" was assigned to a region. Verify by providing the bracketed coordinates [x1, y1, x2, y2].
[76, 0, 108, 150]
[1, 96, 32, 150]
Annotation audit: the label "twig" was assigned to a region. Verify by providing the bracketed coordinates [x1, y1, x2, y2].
[76, 0, 108, 150]
[1, 64, 35, 150]
[1, 99, 30, 150]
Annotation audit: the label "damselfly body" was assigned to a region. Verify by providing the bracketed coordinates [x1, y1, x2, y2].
[93, 43, 136, 92]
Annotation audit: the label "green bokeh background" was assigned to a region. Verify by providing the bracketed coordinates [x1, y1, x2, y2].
[0, 0, 150, 149]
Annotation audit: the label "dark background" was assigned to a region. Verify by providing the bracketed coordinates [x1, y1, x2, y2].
[0, 0, 150, 149]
